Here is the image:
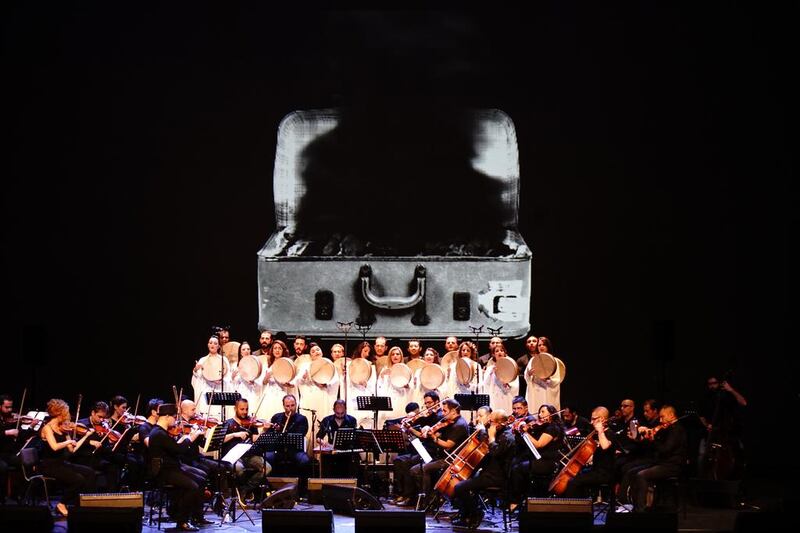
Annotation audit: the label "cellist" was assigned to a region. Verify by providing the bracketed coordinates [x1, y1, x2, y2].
[451, 409, 515, 528]
[560, 406, 622, 497]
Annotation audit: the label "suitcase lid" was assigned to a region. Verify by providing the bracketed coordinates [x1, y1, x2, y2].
[265, 108, 528, 258]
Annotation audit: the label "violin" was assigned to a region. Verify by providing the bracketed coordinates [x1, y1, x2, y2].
[119, 413, 147, 426]
[59, 421, 93, 436]
[640, 417, 679, 441]
[92, 421, 122, 443]
[188, 415, 219, 428]
[426, 414, 456, 439]
[239, 416, 267, 429]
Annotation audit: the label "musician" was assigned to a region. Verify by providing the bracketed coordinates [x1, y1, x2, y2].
[393, 392, 441, 506]
[330, 343, 346, 398]
[346, 344, 377, 428]
[509, 402, 563, 507]
[406, 339, 423, 362]
[515, 335, 537, 378]
[562, 405, 593, 437]
[698, 375, 747, 478]
[524, 336, 561, 410]
[297, 343, 340, 442]
[561, 407, 622, 498]
[223, 398, 271, 502]
[191, 335, 232, 415]
[178, 399, 231, 492]
[293, 335, 309, 358]
[231, 341, 262, 407]
[446, 342, 482, 416]
[482, 344, 520, 414]
[373, 336, 388, 358]
[444, 335, 459, 354]
[411, 347, 446, 408]
[477, 336, 503, 367]
[107, 394, 145, 489]
[627, 405, 688, 512]
[263, 395, 311, 491]
[474, 405, 492, 432]
[377, 346, 414, 427]
[452, 410, 515, 528]
[73, 400, 121, 492]
[0, 394, 22, 503]
[148, 403, 210, 531]
[410, 398, 470, 508]
[38, 398, 97, 517]
[257, 339, 297, 421]
[253, 330, 273, 356]
[315, 399, 358, 477]
[351, 340, 373, 361]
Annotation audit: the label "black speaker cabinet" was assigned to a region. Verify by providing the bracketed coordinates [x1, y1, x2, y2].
[321, 483, 383, 516]
[267, 476, 300, 491]
[67, 506, 143, 533]
[262, 483, 298, 509]
[0, 505, 53, 533]
[520, 498, 593, 532]
[355, 510, 426, 533]
[606, 511, 678, 532]
[307, 477, 358, 504]
[262, 509, 333, 533]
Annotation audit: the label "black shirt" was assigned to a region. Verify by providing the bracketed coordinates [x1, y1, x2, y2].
[435, 416, 470, 459]
[479, 426, 515, 480]
[269, 412, 308, 437]
[530, 422, 564, 462]
[316, 414, 357, 442]
[148, 425, 192, 470]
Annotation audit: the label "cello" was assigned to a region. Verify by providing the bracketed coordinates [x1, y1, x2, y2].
[433, 428, 489, 498]
[548, 429, 597, 495]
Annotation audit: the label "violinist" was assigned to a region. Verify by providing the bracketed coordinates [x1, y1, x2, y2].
[222, 398, 271, 503]
[393, 392, 441, 506]
[507, 396, 536, 506]
[0, 394, 22, 503]
[410, 398, 469, 508]
[73, 401, 122, 491]
[39, 398, 97, 517]
[561, 407, 622, 498]
[178, 399, 231, 493]
[562, 405, 593, 437]
[148, 403, 210, 531]
[509, 403, 564, 506]
[626, 405, 687, 512]
[452, 409, 515, 528]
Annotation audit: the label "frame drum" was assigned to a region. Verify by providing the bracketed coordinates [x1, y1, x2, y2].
[390, 363, 412, 388]
[271, 358, 296, 385]
[221, 341, 240, 367]
[202, 356, 226, 382]
[553, 357, 566, 384]
[294, 354, 312, 368]
[375, 355, 390, 376]
[456, 357, 475, 385]
[406, 358, 426, 373]
[333, 357, 347, 375]
[237, 355, 262, 383]
[532, 352, 557, 380]
[494, 356, 518, 384]
[440, 350, 459, 369]
[420, 364, 445, 390]
[310, 358, 336, 385]
[349, 358, 372, 385]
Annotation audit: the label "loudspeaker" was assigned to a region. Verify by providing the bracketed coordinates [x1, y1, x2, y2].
[0, 505, 53, 533]
[262, 483, 298, 509]
[80, 491, 144, 508]
[267, 476, 300, 491]
[67, 507, 143, 532]
[606, 511, 678, 532]
[321, 483, 384, 516]
[307, 477, 358, 504]
[355, 510, 426, 533]
[521, 498, 593, 532]
[262, 509, 333, 533]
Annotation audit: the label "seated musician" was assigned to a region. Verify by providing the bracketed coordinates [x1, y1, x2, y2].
[474, 405, 492, 432]
[107, 394, 146, 489]
[315, 399, 358, 477]
[73, 400, 122, 492]
[509, 403, 564, 508]
[562, 405, 593, 437]
[452, 409, 515, 528]
[148, 403, 211, 531]
[410, 397, 470, 509]
[561, 406, 622, 498]
[263, 394, 311, 492]
[223, 398, 272, 503]
[179, 399, 231, 494]
[392, 393, 441, 506]
[507, 396, 536, 508]
[1, 394, 22, 503]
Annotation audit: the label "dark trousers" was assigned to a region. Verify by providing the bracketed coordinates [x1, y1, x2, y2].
[410, 458, 447, 499]
[39, 459, 96, 505]
[73, 454, 121, 492]
[264, 451, 311, 492]
[393, 453, 422, 498]
[562, 468, 613, 498]
[630, 463, 681, 511]
[453, 473, 499, 517]
[158, 467, 202, 523]
[0, 453, 21, 501]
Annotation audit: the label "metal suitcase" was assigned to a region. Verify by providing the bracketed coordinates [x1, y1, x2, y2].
[257, 108, 532, 339]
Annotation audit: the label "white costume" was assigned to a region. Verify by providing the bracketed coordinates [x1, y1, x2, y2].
[376, 370, 414, 429]
[256, 360, 299, 422]
[345, 361, 378, 429]
[524, 354, 562, 411]
[191, 354, 233, 419]
[296, 357, 340, 449]
[482, 364, 520, 414]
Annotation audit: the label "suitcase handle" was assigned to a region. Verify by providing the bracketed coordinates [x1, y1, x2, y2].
[359, 264, 427, 310]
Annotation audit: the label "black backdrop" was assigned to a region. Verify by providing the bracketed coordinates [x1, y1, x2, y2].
[3, 7, 794, 469]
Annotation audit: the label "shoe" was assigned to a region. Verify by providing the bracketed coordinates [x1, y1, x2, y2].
[56, 502, 69, 517]
[177, 523, 200, 532]
[192, 516, 215, 525]
[397, 497, 415, 507]
[452, 517, 470, 527]
[468, 509, 485, 528]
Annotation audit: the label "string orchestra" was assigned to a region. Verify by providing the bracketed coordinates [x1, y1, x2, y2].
[0, 328, 703, 531]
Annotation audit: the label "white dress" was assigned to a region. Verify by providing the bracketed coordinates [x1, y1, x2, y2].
[191, 354, 233, 420]
[448, 359, 483, 418]
[482, 365, 520, 414]
[256, 362, 299, 422]
[376, 371, 414, 429]
[524, 355, 562, 411]
[344, 361, 378, 429]
[296, 358, 340, 449]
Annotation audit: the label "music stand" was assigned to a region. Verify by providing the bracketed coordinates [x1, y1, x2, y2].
[205, 391, 241, 425]
[332, 428, 357, 452]
[356, 395, 393, 430]
[254, 432, 305, 454]
[454, 393, 490, 426]
[355, 429, 388, 497]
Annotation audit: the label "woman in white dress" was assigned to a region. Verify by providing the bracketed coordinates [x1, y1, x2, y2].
[377, 346, 413, 428]
[346, 343, 377, 429]
[482, 344, 520, 414]
[524, 335, 562, 411]
[296, 344, 340, 445]
[256, 339, 299, 420]
[446, 341, 482, 418]
[231, 341, 263, 409]
[329, 343, 346, 400]
[191, 336, 233, 418]
[411, 347, 446, 407]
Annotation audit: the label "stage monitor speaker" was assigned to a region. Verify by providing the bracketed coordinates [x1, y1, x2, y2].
[321, 483, 384, 516]
[262, 509, 333, 533]
[80, 491, 144, 508]
[307, 477, 358, 504]
[606, 511, 677, 532]
[355, 510, 425, 533]
[0, 505, 53, 533]
[267, 476, 300, 491]
[520, 497, 593, 532]
[262, 483, 298, 509]
[67, 506, 143, 533]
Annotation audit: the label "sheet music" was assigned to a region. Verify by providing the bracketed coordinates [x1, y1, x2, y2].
[522, 433, 542, 460]
[410, 437, 433, 464]
[221, 443, 252, 464]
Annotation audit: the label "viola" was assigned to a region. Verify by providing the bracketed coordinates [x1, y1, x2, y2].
[120, 413, 147, 426]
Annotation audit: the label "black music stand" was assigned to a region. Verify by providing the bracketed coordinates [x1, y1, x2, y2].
[205, 391, 241, 425]
[455, 393, 490, 426]
[356, 395, 393, 430]
[332, 428, 357, 451]
[255, 432, 306, 455]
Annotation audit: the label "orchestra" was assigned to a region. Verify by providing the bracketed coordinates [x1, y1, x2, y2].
[0, 327, 702, 528]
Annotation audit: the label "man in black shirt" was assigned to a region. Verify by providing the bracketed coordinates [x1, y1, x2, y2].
[264, 394, 311, 488]
[316, 399, 358, 477]
[148, 403, 210, 532]
[74, 401, 121, 492]
[561, 406, 622, 498]
[222, 398, 271, 501]
[393, 393, 441, 506]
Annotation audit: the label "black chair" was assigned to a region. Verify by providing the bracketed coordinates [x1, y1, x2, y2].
[145, 457, 176, 530]
[481, 485, 510, 531]
[19, 448, 54, 509]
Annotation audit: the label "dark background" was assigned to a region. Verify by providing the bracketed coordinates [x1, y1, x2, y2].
[3, 7, 794, 469]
